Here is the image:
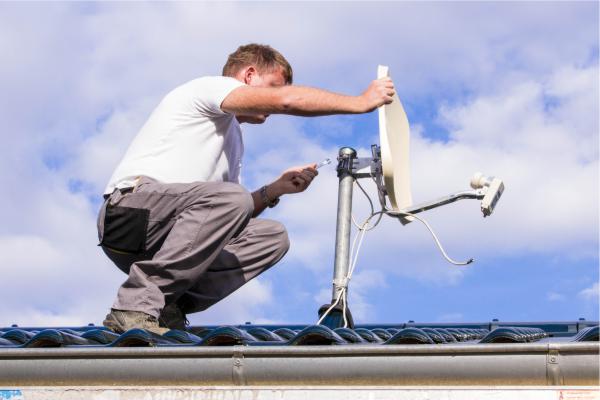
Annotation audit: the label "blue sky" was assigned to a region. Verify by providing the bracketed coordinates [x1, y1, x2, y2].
[0, 2, 597, 327]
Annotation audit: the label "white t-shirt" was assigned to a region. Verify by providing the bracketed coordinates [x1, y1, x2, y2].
[104, 76, 245, 194]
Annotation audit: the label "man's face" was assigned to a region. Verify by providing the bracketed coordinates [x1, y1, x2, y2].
[238, 67, 287, 124]
[248, 69, 287, 88]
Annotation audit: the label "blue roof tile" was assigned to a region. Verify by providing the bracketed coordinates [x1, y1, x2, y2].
[386, 328, 435, 345]
[285, 325, 346, 346]
[354, 328, 383, 343]
[334, 327, 366, 343]
[0, 321, 597, 349]
[271, 327, 297, 340]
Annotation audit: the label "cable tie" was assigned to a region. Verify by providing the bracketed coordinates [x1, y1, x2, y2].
[333, 278, 349, 288]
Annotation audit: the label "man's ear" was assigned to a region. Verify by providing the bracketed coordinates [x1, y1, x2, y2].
[244, 66, 257, 85]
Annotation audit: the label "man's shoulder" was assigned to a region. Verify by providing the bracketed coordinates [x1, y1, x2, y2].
[176, 76, 244, 91]
[161, 76, 244, 117]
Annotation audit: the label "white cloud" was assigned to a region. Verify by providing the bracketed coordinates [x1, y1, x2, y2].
[429, 65, 598, 254]
[0, 235, 65, 272]
[578, 283, 599, 301]
[347, 270, 389, 321]
[547, 292, 566, 302]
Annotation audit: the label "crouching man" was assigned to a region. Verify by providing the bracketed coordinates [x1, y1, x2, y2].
[98, 43, 395, 334]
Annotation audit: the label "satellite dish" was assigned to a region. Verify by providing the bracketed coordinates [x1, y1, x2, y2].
[377, 65, 413, 211]
[318, 66, 505, 329]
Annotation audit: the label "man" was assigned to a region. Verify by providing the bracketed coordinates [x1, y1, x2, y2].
[98, 43, 395, 334]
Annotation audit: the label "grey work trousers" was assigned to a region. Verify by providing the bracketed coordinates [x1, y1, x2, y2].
[97, 176, 290, 318]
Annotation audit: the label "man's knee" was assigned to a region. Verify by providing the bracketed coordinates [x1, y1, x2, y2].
[264, 219, 290, 261]
[277, 223, 290, 258]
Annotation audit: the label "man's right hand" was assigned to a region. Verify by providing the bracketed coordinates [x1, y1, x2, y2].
[360, 77, 395, 113]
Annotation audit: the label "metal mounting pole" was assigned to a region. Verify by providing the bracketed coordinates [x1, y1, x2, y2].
[317, 147, 357, 328]
[331, 147, 356, 302]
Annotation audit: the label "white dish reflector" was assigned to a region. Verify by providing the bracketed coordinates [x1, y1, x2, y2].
[377, 65, 413, 211]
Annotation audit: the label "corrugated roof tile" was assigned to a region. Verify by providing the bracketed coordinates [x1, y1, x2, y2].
[0, 322, 597, 348]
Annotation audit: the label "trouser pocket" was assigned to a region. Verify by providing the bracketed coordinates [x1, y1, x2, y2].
[100, 204, 150, 254]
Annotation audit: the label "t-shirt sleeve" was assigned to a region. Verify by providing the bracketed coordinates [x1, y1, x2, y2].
[191, 76, 245, 116]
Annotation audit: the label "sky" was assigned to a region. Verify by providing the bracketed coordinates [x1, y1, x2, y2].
[0, 1, 598, 328]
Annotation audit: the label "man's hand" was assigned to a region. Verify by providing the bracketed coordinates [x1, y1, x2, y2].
[269, 163, 319, 198]
[360, 77, 395, 113]
[250, 163, 319, 217]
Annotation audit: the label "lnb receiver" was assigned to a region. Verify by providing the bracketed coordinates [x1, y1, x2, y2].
[470, 172, 505, 217]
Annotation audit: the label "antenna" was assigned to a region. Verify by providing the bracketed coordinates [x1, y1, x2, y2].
[317, 66, 505, 329]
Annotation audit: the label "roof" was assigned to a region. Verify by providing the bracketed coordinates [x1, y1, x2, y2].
[1, 320, 598, 348]
[1, 321, 598, 387]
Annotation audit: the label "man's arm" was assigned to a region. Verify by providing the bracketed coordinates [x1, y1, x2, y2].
[250, 164, 318, 217]
[221, 78, 395, 117]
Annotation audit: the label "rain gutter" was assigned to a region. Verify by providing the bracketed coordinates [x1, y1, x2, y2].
[0, 342, 597, 386]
